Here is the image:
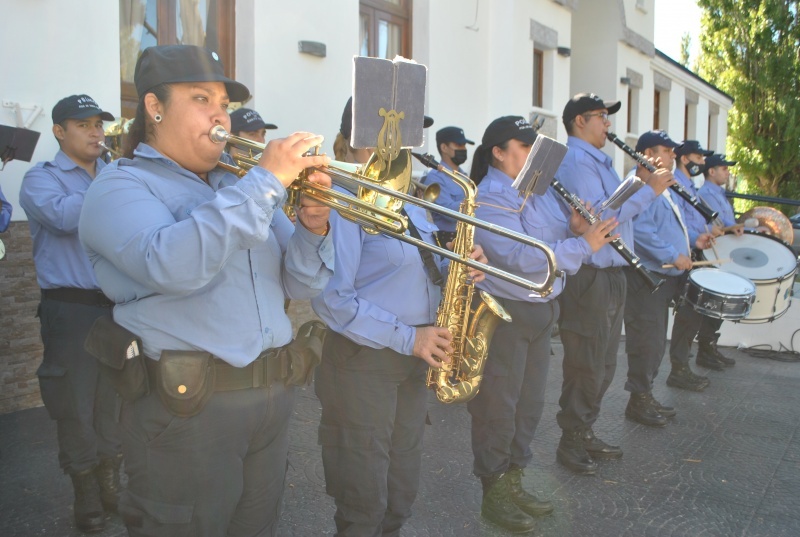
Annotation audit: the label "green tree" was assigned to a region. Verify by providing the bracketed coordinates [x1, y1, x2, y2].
[680, 32, 692, 68]
[696, 0, 800, 206]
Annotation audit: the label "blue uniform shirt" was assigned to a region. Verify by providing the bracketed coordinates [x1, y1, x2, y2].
[474, 166, 591, 302]
[633, 192, 692, 277]
[79, 143, 334, 367]
[556, 136, 656, 268]
[673, 168, 708, 243]
[312, 203, 444, 357]
[422, 162, 465, 232]
[19, 150, 106, 289]
[698, 180, 736, 227]
[0, 185, 11, 233]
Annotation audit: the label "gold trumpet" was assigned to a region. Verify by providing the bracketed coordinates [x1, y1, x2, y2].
[410, 179, 439, 203]
[210, 126, 559, 295]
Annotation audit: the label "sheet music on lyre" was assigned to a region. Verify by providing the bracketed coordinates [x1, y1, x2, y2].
[598, 176, 645, 212]
[511, 134, 568, 197]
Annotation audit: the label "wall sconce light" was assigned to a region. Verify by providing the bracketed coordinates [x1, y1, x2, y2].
[557, 47, 571, 57]
[298, 41, 326, 58]
[620, 76, 632, 85]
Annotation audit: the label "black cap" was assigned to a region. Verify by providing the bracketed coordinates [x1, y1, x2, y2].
[52, 94, 114, 124]
[704, 153, 737, 169]
[635, 130, 680, 153]
[562, 92, 621, 125]
[134, 45, 250, 102]
[481, 116, 538, 148]
[436, 126, 474, 146]
[339, 97, 433, 140]
[675, 140, 713, 157]
[230, 108, 278, 132]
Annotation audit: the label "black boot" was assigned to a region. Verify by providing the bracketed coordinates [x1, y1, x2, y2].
[667, 363, 710, 392]
[480, 473, 536, 533]
[582, 428, 623, 459]
[698, 335, 735, 366]
[646, 392, 676, 418]
[556, 430, 598, 475]
[70, 468, 105, 533]
[695, 343, 725, 370]
[95, 454, 123, 513]
[625, 392, 667, 427]
[506, 465, 553, 517]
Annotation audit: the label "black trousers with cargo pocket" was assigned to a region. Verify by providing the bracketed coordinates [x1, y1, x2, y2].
[315, 330, 428, 537]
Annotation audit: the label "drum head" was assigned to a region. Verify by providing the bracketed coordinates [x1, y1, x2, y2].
[703, 231, 798, 281]
[688, 268, 756, 295]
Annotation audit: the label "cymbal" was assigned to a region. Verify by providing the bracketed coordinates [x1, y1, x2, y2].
[738, 206, 794, 244]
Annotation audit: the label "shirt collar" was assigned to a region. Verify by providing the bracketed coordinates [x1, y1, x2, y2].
[567, 136, 612, 167]
[52, 150, 105, 173]
[133, 143, 217, 187]
[484, 165, 515, 187]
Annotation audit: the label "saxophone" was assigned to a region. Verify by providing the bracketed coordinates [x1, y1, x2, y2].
[426, 169, 512, 404]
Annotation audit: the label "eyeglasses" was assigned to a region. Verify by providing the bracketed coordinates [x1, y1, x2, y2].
[583, 112, 609, 122]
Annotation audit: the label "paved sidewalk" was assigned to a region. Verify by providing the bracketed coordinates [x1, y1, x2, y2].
[2, 302, 799, 536]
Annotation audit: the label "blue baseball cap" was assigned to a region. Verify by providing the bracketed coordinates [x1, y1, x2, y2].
[52, 94, 114, 124]
[675, 140, 713, 157]
[230, 108, 277, 132]
[704, 153, 737, 170]
[635, 130, 680, 153]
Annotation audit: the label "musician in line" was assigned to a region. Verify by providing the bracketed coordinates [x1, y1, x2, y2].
[623, 131, 714, 426]
[422, 125, 475, 245]
[553, 94, 674, 475]
[19, 94, 122, 533]
[79, 45, 334, 535]
[227, 106, 278, 161]
[468, 115, 618, 533]
[670, 141, 729, 377]
[694, 154, 742, 368]
[311, 100, 486, 536]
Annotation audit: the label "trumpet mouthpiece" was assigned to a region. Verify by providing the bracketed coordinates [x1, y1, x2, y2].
[209, 125, 230, 144]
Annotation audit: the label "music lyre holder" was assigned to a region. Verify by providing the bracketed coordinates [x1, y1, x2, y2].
[0, 125, 41, 171]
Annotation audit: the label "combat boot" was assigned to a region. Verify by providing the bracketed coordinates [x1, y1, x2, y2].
[667, 363, 710, 392]
[95, 454, 123, 513]
[582, 428, 623, 459]
[646, 392, 676, 418]
[480, 473, 536, 533]
[698, 335, 735, 366]
[506, 465, 553, 517]
[625, 392, 667, 427]
[556, 430, 598, 475]
[70, 468, 105, 533]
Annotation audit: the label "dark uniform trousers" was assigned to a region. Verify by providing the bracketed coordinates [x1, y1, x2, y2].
[697, 316, 724, 344]
[118, 373, 295, 537]
[623, 270, 682, 394]
[669, 272, 705, 365]
[556, 265, 626, 432]
[37, 298, 121, 474]
[315, 330, 428, 537]
[468, 298, 558, 477]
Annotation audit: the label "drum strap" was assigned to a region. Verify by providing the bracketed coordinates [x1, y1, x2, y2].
[663, 190, 691, 253]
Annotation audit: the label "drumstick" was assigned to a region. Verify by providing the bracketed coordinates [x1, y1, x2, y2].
[662, 258, 731, 269]
[705, 224, 721, 259]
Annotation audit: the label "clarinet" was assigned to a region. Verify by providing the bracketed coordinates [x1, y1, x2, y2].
[550, 179, 665, 293]
[606, 132, 718, 223]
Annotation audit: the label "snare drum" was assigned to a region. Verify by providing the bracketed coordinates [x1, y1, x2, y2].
[702, 231, 799, 323]
[684, 268, 756, 320]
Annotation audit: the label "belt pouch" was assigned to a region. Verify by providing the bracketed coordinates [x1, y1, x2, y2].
[84, 315, 149, 402]
[284, 320, 327, 386]
[157, 351, 216, 417]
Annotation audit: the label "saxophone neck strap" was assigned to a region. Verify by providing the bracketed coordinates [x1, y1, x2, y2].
[401, 209, 444, 287]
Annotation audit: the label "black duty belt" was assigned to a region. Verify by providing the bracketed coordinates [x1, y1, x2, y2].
[145, 347, 289, 392]
[41, 288, 114, 308]
[584, 265, 624, 273]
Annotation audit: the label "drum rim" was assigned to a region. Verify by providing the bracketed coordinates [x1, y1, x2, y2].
[702, 230, 799, 281]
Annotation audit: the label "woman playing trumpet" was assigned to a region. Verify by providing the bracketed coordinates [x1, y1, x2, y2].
[79, 45, 334, 536]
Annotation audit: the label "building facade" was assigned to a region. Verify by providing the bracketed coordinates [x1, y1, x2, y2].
[0, 0, 732, 413]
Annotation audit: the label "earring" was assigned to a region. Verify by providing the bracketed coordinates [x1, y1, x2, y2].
[154, 114, 162, 123]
